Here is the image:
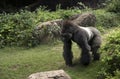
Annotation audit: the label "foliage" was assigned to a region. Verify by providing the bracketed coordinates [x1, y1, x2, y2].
[107, 0, 120, 13]
[0, 8, 81, 48]
[0, 11, 37, 48]
[104, 30, 120, 53]
[98, 55, 120, 79]
[35, 7, 81, 22]
[0, 7, 120, 48]
[97, 30, 120, 79]
[94, 10, 119, 28]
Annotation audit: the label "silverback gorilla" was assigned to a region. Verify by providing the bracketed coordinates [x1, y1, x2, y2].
[61, 21, 102, 66]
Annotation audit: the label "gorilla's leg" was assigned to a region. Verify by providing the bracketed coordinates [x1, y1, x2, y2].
[63, 40, 73, 66]
[91, 36, 101, 61]
[92, 46, 100, 60]
[80, 41, 91, 66]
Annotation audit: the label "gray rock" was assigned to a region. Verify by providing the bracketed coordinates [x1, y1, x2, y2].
[28, 70, 71, 79]
[70, 12, 96, 27]
[35, 19, 63, 30]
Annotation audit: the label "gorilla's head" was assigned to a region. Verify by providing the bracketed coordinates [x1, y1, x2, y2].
[61, 21, 75, 41]
[61, 20, 79, 41]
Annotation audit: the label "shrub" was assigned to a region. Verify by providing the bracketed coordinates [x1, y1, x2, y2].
[97, 30, 120, 79]
[107, 0, 120, 13]
[0, 7, 119, 48]
[0, 11, 37, 48]
[94, 10, 119, 28]
[0, 8, 82, 48]
[104, 30, 120, 53]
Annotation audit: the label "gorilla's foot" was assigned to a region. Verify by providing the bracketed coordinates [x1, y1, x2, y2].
[93, 53, 100, 61]
[80, 55, 91, 66]
[66, 63, 76, 67]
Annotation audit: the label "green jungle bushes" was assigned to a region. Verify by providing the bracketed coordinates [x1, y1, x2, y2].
[94, 10, 119, 28]
[0, 7, 119, 48]
[0, 11, 36, 48]
[107, 0, 120, 13]
[0, 9, 81, 48]
[98, 30, 120, 79]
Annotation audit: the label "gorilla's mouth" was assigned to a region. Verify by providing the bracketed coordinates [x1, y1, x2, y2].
[61, 33, 72, 41]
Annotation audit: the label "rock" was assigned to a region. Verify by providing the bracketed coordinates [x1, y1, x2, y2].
[70, 12, 96, 27]
[35, 12, 96, 31]
[35, 19, 63, 30]
[33, 19, 63, 42]
[28, 70, 71, 79]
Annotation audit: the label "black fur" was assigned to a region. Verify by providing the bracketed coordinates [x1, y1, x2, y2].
[61, 21, 102, 66]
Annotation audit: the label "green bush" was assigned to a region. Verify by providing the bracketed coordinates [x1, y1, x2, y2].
[0, 11, 37, 48]
[0, 7, 119, 48]
[98, 55, 120, 79]
[104, 31, 120, 53]
[94, 10, 119, 28]
[97, 30, 120, 79]
[0, 8, 82, 48]
[107, 0, 120, 13]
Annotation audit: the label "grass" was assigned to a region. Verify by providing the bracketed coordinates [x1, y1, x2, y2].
[0, 27, 120, 79]
[0, 42, 103, 79]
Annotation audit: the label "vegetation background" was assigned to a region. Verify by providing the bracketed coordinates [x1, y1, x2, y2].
[0, 0, 120, 79]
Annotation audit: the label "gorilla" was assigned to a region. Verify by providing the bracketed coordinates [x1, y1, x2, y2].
[61, 20, 102, 66]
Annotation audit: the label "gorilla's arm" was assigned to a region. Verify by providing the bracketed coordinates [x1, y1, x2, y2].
[63, 39, 73, 66]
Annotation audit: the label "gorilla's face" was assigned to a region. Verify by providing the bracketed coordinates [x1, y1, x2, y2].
[61, 21, 75, 41]
[61, 26, 73, 41]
